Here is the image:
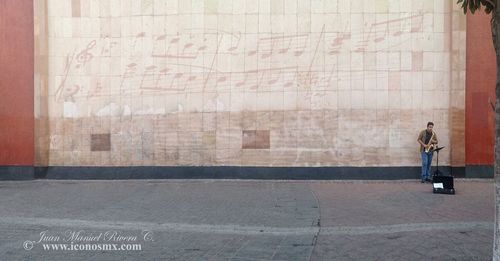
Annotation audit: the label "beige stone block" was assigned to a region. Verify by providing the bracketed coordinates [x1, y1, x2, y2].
[270, 129, 286, 149]
[230, 92, 244, 112]
[50, 119, 64, 135]
[201, 149, 216, 165]
[48, 151, 63, 165]
[216, 149, 241, 165]
[269, 111, 284, 130]
[162, 114, 177, 130]
[255, 111, 270, 129]
[336, 109, 351, 129]
[50, 134, 64, 151]
[216, 112, 231, 130]
[177, 149, 194, 166]
[400, 110, 414, 129]
[241, 149, 271, 166]
[276, 129, 296, 150]
[63, 135, 76, 152]
[268, 92, 284, 111]
[296, 110, 311, 129]
[386, 90, 400, 109]
[78, 133, 90, 151]
[348, 129, 366, 149]
[216, 130, 231, 149]
[362, 91, 377, 110]
[241, 111, 256, 130]
[391, 148, 416, 166]
[283, 111, 297, 130]
[202, 131, 216, 149]
[164, 149, 179, 165]
[268, 150, 295, 166]
[242, 92, 256, 111]
[363, 148, 379, 166]
[125, 118, 139, 134]
[323, 110, 338, 130]
[320, 129, 336, 150]
[119, 149, 132, 165]
[101, 152, 113, 166]
[131, 148, 144, 165]
[337, 91, 351, 109]
[225, 129, 241, 149]
[296, 151, 314, 167]
[202, 92, 217, 112]
[189, 113, 204, 131]
[297, 91, 311, 110]
[335, 130, 355, 149]
[117, 118, 130, 135]
[179, 131, 204, 148]
[63, 151, 74, 166]
[366, 126, 388, 148]
[89, 151, 102, 166]
[352, 110, 372, 129]
[202, 112, 217, 131]
[397, 72, 411, 91]
[282, 91, 297, 111]
[398, 91, 412, 110]
[311, 129, 327, 149]
[352, 147, 367, 166]
[256, 92, 271, 111]
[310, 110, 324, 129]
[409, 90, 422, 109]
[177, 113, 190, 130]
[316, 150, 336, 166]
[309, 90, 323, 111]
[164, 132, 178, 148]
[271, 14, 284, 33]
[226, 112, 241, 130]
[351, 69, 365, 91]
[153, 147, 166, 166]
[283, 15, 298, 35]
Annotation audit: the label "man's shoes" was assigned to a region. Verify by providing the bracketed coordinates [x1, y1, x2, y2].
[425, 178, 432, 183]
[421, 180, 425, 183]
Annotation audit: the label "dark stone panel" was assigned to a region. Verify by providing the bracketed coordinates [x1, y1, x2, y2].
[0, 166, 487, 180]
[254, 130, 270, 149]
[465, 165, 493, 178]
[90, 133, 111, 151]
[43, 166, 425, 180]
[0, 167, 34, 180]
[242, 130, 270, 149]
[451, 167, 466, 178]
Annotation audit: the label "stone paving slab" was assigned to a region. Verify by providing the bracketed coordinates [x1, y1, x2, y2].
[311, 229, 493, 261]
[310, 180, 494, 226]
[0, 179, 494, 260]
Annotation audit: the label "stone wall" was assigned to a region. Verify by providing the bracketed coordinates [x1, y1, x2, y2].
[35, 0, 466, 167]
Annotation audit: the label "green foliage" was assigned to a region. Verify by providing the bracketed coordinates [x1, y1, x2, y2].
[457, 0, 495, 14]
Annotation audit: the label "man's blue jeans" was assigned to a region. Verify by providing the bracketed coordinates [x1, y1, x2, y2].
[421, 151, 433, 181]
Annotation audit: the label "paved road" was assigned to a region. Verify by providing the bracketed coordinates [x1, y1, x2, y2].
[0, 179, 493, 260]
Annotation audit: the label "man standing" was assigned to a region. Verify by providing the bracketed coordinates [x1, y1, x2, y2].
[417, 122, 438, 183]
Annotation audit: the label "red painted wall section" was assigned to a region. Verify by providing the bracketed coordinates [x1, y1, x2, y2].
[0, 0, 34, 165]
[466, 11, 496, 165]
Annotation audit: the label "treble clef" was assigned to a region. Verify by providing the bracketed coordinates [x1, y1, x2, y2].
[76, 40, 96, 68]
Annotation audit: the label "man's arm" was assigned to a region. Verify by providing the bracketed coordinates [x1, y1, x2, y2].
[417, 131, 425, 146]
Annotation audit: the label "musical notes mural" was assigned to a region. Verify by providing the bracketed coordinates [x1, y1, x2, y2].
[37, 0, 465, 167]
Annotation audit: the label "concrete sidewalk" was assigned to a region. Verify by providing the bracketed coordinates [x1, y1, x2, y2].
[0, 179, 493, 260]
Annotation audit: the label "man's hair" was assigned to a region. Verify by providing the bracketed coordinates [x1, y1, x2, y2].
[427, 122, 434, 127]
